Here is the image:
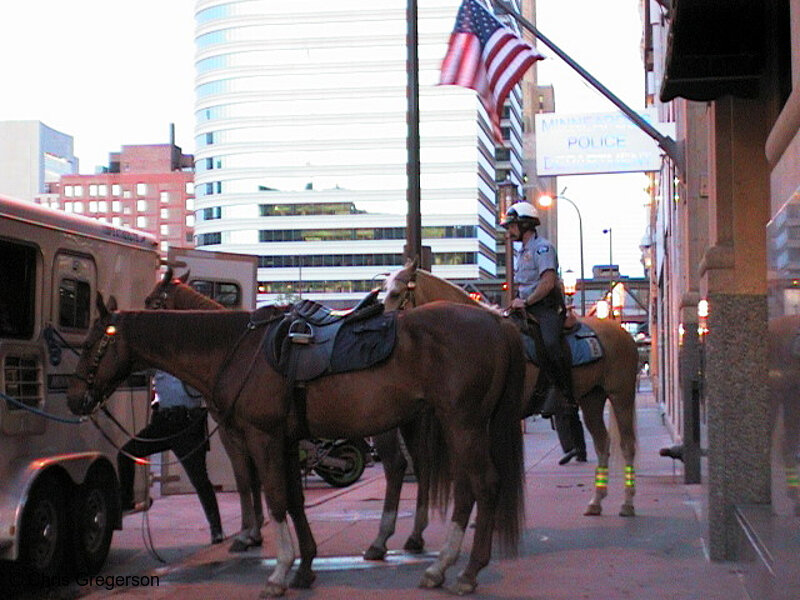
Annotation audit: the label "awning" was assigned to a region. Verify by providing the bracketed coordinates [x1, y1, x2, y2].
[660, 0, 765, 102]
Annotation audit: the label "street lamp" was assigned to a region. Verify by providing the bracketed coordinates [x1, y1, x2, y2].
[602, 227, 613, 266]
[537, 192, 585, 316]
[498, 180, 519, 306]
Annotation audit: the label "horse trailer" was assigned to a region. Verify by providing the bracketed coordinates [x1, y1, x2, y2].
[0, 195, 159, 577]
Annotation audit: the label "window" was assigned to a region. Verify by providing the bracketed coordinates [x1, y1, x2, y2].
[99, 184, 107, 196]
[136, 183, 147, 196]
[160, 224, 170, 235]
[58, 278, 90, 330]
[64, 185, 74, 197]
[160, 208, 170, 219]
[98, 201, 107, 212]
[160, 191, 170, 203]
[112, 216, 121, 226]
[137, 199, 149, 212]
[189, 280, 241, 308]
[112, 200, 121, 212]
[89, 201, 98, 213]
[202, 206, 221, 220]
[73, 202, 84, 213]
[112, 184, 121, 196]
[186, 214, 195, 227]
[0, 240, 36, 339]
[185, 182, 194, 195]
[89, 184, 98, 197]
[123, 189, 132, 199]
[136, 216, 148, 228]
[196, 232, 221, 245]
[64, 202, 73, 212]
[74, 185, 84, 196]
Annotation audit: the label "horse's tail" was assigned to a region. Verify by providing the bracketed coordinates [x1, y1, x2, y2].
[417, 407, 451, 517]
[491, 319, 527, 557]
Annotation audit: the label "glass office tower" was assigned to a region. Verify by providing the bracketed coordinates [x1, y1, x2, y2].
[193, 0, 524, 305]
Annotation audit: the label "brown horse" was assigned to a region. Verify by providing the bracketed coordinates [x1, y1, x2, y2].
[145, 268, 265, 552]
[768, 315, 800, 515]
[380, 261, 639, 525]
[67, 295, 526, 596]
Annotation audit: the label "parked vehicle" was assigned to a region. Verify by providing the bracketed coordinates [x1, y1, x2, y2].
[299, 438, 370, 488]
[0, 195, 159, 577]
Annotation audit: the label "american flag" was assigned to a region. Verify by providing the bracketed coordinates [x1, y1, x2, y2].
[440, 0, 544, 143]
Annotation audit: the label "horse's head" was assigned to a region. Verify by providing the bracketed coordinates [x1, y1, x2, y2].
[144, 267, 190, 310]
[67, 293, 133, 416]
[383, 258, 418, 311]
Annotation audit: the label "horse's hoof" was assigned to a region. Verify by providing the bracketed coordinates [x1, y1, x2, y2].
[584, 504, 602, 516]
[259, 582, 287, 598]
[619, 504, 635, 517]
[419, 569, 444, 589]
[403, 536, 425, 554]
[364, 545, 387, 561]
[229, 535, 263, 553]
[452, 574, 477, 595]
[289, 568, 316, 589]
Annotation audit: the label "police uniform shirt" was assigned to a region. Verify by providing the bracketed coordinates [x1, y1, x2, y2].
[154, 370, 202, 410]
[514, 234, 559, 300]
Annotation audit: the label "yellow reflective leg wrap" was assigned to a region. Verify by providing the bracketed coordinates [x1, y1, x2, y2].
[624, 465, 635, 489]
[594, 467, 608, 489]
[786, 467, 799, 490]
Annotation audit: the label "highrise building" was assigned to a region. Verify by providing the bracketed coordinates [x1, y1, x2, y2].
[193, 0, 526, 306]
[43, 139, 195, 256]
[0, 120, 78, 201]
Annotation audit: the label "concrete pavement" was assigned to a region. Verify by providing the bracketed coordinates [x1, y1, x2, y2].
[11, 382, 753, 599]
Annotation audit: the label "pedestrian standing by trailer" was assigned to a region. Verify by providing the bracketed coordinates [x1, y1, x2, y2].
[118, 370, 224, 544]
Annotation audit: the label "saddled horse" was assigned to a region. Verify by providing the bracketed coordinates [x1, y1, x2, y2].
[67, 295, 526, 596]
[145, 268, 265, 552]
[768, 315, 800, 515]
[367, 261, 638, 561]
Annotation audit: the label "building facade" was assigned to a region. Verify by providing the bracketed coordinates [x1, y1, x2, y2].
[39, 142, 195, 256]
[192, 0, 526, 306]
[0, 120, 78, 201]
[644, 0, 800, 576]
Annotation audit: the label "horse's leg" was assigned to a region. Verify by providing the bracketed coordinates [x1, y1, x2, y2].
[364, 428, 406, 560]
[454, 437, 500, 595]
[217, 426, 264, 552]
[420, 476, 472, 590]
[284, 440, 317, 588]
[400, 419, 429, 553]
[579, 389, 611, 516]
[610, 388, 637, 517]
[245, 429, 296, 598]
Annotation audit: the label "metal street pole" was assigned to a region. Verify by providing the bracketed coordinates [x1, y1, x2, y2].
[405, 0, 422, 264]
[548, 194, 585, 316]
[603, 227, 613, 266]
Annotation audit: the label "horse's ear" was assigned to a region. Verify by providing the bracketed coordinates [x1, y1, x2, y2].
[404, 257, 419, 271]
[163, 266, 174, 283]
[107, 295, 118, 312]
[178, 269, 190, 284]
[96, 292, 109, 318]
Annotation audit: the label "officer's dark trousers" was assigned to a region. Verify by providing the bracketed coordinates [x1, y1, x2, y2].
[554, 409, 587, 455]
[526, 298, 574, 403]
[118, 407, 221, 535]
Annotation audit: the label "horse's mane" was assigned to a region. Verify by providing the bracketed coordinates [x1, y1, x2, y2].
[172, 282, 226, 310]
[414, 269, 504, 315]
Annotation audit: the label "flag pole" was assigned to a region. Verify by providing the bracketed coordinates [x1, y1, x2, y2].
[405, 0, 423, 265]
[489, 0, 681, 171]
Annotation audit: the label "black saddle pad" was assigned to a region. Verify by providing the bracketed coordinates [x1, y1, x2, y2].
[329, 311, 396, 374]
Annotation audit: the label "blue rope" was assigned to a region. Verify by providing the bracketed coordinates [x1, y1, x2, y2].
[0, 391, 86, 424]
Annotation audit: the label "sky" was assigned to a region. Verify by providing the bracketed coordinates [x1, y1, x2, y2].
[0, 0, 649, 277]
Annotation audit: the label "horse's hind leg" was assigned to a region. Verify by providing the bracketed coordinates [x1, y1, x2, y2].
[580, 390, 611, 516]
[611, 389, 637, 517]
[364, 429, 406, 560]
[400, 419, 429, 553]
[285, 440, 317, 588]
[217, 426, 264, 552]
[420, 477, 471, 590]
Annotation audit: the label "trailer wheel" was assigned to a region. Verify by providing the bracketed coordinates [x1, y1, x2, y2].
[72, 469, 116, 575]
[20, 477, 66, 577]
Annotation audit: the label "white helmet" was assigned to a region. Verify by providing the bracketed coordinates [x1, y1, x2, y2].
[501, 201, 540, 228]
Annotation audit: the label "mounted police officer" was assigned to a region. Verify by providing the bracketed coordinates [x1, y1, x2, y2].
[501, 200, 576, 424]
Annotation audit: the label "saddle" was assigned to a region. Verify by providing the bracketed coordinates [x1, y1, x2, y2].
[263, 290, 397, 382]
[521, 320, 604, 367]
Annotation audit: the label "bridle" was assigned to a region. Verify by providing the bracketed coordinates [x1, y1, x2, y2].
[72, 319, 120, 413]
[394, 278, 417, 310]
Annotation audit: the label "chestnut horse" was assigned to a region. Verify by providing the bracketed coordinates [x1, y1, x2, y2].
[364, 261, 638, 559]
[145, 268, 265, 552]
[67, 295, 526, 596]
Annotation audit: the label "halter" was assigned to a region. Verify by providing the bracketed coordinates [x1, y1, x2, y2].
[396, 279, 417, 310]
[73, 320, 119, 413]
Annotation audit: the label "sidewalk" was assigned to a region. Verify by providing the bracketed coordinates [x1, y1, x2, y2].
[73, 385, 751, 599]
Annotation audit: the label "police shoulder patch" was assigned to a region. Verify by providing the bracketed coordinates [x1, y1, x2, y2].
[536, 246, 551, 255]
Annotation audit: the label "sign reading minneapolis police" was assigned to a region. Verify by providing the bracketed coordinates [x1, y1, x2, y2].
[535, 110, 675, 176]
